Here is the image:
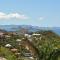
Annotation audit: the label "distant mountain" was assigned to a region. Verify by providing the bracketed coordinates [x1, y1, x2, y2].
[0, 25, 60, 35]
[0, 25, 40, 32]
[0, 29, 7, 33]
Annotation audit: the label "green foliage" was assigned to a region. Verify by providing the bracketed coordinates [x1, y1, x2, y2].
[0, 30, 60, 60]
[0, 46, 17, 60]
[32, 31, 60, 60]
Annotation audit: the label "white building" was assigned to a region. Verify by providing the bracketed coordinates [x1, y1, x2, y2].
[24, 34, 31, 38]
[0, 32, 4, 36]
[32, 33, 42, 40]
[5, 35, 11, 38]
[5, 44, 12, 48]
[32, 33, 41, 36]
[0, 57, 7, 60]
[16, 39, 21, 42]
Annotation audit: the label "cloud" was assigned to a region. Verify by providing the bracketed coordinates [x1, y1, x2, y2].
[39, 17, 44, 20]
[0, 12, 28, 20]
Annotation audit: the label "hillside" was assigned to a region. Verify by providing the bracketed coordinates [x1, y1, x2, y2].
[32, 30, 60, 60]
[0, 29, 60, 60]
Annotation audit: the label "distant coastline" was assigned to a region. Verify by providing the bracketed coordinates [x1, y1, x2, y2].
[0, 25, 60, 35]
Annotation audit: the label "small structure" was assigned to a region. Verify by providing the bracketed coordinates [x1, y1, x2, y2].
[15, 52, 21, 55]
[32, 33, 41, 36]
[11, 48, 18, 52]
[16, 39, 21, 42]
[12, 32, 17, 35]
[16, 39, 22, 45]
[5, 44, 12, 48]
[22, 38, 25, 40]
[28, 39, 32, 42]
[26, 46, 29, 50]
[0, 32, 4, 37]
[24, 34, 31, 38]
[0, 57, 7, 60]
[32, 33, 42, 40]
[29, 57, 34, 59]
[5, 35, 11, 38]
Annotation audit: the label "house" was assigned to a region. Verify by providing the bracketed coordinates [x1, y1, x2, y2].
[11, 48, 18, 52]
[5, 44, 12, 48]
[15, 53, 21, 55]
[24, 34, 31, 38]
[28, 56, 34, 59]
[5, 35, 11, 38]
[16, 39, 21, 42]
[32, 33, 41, 36]
[32, 33, 42, 40]
[0, 57, 7, 60]
[16, 39, 22, 45]
[0, 32, 4, 36]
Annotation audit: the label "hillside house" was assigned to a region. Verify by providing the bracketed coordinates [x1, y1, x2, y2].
[25, 34, 31, 37]
[0, 32, 4, 36]
[5, 44, 12, 48]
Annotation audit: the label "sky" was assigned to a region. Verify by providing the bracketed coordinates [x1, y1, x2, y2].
[0, 0, 60, 27]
